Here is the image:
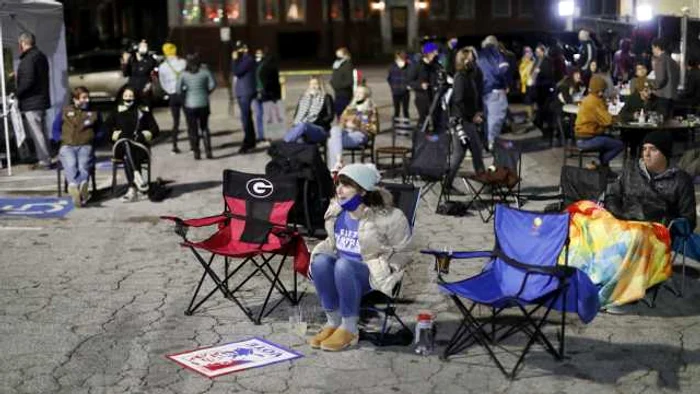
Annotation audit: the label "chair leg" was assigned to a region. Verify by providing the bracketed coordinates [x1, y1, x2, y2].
[111, 164, 118, 196]
[56, 166, 62, 197]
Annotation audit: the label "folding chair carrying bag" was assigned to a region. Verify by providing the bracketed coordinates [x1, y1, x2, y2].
[407, 132, 449, 180]
[266, 142, 333, 235]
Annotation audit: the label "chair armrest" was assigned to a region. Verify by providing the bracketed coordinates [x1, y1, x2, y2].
[160, 215, 228, 241]
[420, 250, 494, 260]
[669, 218, 692, 237]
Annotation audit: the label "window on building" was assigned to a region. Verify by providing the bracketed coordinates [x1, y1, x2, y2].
[259, 0, 279, 23]
[456, 0, 475, 19]
[492, 0, 511, 18]
[285, 0, 306, 22]
[428, 0, 448, 20]
[350, 0, 368, 21]
[323, 0, 344, 21]
[180, 0, 245, 25]
[518, 0, 533, 17]
[225, 0, 246, 24]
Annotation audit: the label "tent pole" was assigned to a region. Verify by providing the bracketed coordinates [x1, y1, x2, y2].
[0, 17, 11, 176]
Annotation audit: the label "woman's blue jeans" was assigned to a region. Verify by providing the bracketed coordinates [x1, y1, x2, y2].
[310, 253, 371, 317]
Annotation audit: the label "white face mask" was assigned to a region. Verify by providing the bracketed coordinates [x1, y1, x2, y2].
[138, 45, 148, 55]
[396, 60, 406, 68]
[255, 55, 263, 61]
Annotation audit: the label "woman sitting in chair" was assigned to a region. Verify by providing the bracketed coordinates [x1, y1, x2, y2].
[309, 163, 411, 351]
[107, 87, 160, 202]
[326, 86, 379, 169]
[283, 75, 334, 144]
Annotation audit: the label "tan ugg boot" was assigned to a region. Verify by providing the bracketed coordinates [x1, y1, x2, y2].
[308, 327, 337, 349]
[320, 328, 358, 351]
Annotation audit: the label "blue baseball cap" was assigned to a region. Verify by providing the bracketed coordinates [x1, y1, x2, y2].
[422, 42, 439, 55]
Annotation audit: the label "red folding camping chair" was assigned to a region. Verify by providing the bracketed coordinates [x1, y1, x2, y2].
[162, 170, 310, 325]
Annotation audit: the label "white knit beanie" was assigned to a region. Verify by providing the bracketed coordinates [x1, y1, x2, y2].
[338, 163, 381, 191]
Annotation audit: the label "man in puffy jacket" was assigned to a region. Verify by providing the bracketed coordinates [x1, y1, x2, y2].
[232, 41, 257, 153]
[477, 35, 511, 150]
[605, 130, 696, 229]
[15, 32, 51, 167]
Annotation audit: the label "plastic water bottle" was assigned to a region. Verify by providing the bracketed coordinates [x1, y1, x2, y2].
[414, 313, 435, 356]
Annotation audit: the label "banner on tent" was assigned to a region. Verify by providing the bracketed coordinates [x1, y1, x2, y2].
[0, 197, 73, 218]
[166, 337, 303, 378]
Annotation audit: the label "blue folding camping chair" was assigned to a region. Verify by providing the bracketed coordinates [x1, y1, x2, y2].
[422, 204, 599, 379]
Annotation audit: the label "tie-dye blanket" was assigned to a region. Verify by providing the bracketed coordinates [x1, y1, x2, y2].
[561, 201, 672, 308]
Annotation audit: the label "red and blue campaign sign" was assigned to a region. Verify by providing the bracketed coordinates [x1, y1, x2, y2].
[0, 197, 74, 219]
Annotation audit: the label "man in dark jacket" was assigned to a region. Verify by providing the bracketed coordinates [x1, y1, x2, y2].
[253, 48, 282, 145]
[330, 47, 354, 117]
[121, 39, 158, 100]
[412, 42, 441, 133]
[577, 30, 597, 79]
[232, 41, 257, 153]
[605, 130, 696, 229]
[651, 38, 680, 118]
[16, 32, 51, 167]
[477, 35, 511, 150]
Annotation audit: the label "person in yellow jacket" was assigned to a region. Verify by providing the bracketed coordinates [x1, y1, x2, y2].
[574, 75, 624, 169]
[518, 47, 535, 120]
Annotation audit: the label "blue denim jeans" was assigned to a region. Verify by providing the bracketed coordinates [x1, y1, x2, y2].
[576, 135, 624, 165]
[283, 123, 328, 144]
[59, 145, 93, 185]
[310, 253, 371, 317]
[327, 126, 368, 169]
[253, 98, 265, 141]
[483, 90, 509, 145]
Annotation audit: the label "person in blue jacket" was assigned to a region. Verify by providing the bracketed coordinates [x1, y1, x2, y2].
[232, 41, 257, 154]
[477, 35, 512, 151]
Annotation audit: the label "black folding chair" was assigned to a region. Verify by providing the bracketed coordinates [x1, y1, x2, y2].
[404, 132, 450, 212]
[462, 138, 522, 222]
[359, 182, 420, 346]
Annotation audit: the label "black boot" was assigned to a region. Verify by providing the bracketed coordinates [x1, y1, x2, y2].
[202, 129, 213, 159]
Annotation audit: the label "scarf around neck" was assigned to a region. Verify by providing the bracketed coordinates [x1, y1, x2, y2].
[294, 92, 325, 124]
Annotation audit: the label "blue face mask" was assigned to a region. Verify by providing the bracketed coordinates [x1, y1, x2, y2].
[339, 194, 363, 211]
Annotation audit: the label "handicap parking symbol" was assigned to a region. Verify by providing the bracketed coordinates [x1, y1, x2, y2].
[0, 197, 74, 219]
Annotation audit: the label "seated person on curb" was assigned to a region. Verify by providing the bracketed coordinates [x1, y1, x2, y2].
[283, 75, 334, 144]
[52, 86, 103, 207]
[574, 75, 624, 170]
[445, 46, 486, 194]
[605, 130, 696, 229]
[327, 86, 379, 169]
[309, 163, 412, 351]
[618, 81, 661, 122]
[106, 87, 160, 202]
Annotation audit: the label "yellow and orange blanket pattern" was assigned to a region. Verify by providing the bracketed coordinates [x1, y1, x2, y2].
[560, 201, 672, 308]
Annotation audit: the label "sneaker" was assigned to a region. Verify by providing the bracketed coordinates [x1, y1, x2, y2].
[121, 187, 138, 203]
[133, 171, 149, 192]
[308, 327, 337, 349]
[67, 183, 81, 207]
[257, 139, 271, 149]
[79, 181, 90, 205]
[171, 146, 181, 155]
[320, 328, 358, 351]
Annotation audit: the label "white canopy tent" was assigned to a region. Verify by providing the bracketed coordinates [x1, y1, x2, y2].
[0, 0, 67, 175]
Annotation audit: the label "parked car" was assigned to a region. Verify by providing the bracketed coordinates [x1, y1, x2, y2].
[68, 49, 167, 109]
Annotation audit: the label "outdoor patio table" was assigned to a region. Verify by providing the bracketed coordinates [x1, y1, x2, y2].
[615, 120, 695, 160]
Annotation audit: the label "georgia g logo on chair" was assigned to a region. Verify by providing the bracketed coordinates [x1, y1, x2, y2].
[246, 178, 274, 198]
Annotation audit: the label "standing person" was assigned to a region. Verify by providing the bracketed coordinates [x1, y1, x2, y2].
[54, 87, 101, 207]
[232, 41, 257, 153]
[178, 53, 216, 160]
[158, 42, 187, 154]
[518, 46, 535, 121]
[651, 38, 680, 118]
[477, 35, 511, 151]
[107, 87, 159, 202]
[387, 50, 411, 120]
[283, 76, 334, 144]
[532, 45, 556, 141]
[613, 38, 635, 84]
[446, 46, 486, 193]
[327, 86, 379, 170]
[121, 39, 158, 103]
[577, 29, 597, 84]
[15, 32, 51, 168]
[308, 163, 411, 351]
[331, 47, 354, 117]
[411, 42, 440, 132]
[253, 48, 282, 146]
